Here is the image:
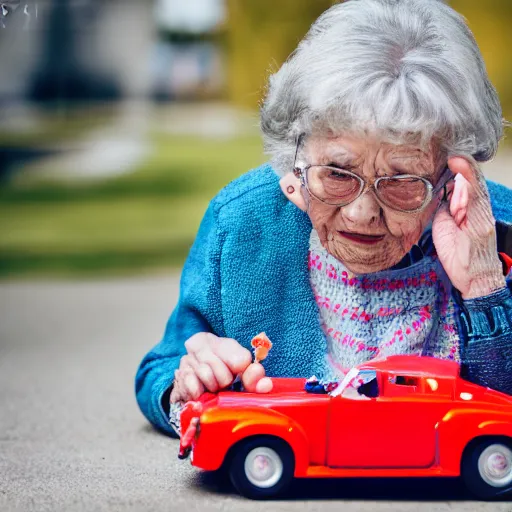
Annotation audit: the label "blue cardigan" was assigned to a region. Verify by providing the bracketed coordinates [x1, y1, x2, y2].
[135, 164, 512, 435]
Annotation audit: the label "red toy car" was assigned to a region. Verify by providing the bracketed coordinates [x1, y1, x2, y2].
[177, 355, 512, 500]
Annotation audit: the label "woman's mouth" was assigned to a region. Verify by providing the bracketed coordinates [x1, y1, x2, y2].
[337, 231, 385, 245]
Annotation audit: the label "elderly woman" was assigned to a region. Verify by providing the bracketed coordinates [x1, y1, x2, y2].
[136, 0, 512, 436]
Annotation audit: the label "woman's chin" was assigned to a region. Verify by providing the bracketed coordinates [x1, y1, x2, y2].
[335, 247, 406, 274]
[325, 238, 405, 274]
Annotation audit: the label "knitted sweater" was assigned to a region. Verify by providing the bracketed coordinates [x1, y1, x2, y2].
[309, 229, 461, 380]
[135, 163, 512, 436]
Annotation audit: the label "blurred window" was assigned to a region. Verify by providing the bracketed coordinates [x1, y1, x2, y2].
[1, 1, 38, 30]
[154, 0, 226, 35]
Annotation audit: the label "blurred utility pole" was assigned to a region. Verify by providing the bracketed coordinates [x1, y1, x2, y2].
[28, 0, 119, 106]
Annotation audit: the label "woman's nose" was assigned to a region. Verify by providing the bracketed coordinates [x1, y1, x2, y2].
[341, 189, 381, 226]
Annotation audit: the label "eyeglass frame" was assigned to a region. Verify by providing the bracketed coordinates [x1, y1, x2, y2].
[292, 133, 455, 213]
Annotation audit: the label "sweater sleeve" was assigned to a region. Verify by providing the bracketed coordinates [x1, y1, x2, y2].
[135, 201, 225, 436]
[458, 281, 512, 396]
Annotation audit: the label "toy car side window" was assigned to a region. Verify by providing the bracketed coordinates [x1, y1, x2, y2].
[395, 376, 419, 387]
[384, 374, 421, 397]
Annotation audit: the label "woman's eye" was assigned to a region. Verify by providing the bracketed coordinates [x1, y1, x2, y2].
[329, 170, 352, 180]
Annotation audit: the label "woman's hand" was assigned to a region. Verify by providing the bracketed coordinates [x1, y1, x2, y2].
[432, 156, 506, 299]
[170, 332, 273, 403]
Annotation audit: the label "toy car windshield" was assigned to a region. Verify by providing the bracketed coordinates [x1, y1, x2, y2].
[305, 368, 379, 399]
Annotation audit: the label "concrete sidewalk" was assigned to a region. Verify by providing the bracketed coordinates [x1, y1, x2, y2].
[1, 276, 511, 512]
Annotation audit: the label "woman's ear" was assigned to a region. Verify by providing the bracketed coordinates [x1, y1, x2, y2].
[279, 172, 307, 211]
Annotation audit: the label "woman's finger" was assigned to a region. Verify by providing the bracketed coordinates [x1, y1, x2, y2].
[255, 377, 273, 394]
[449, 174, 470, 227]
[182, 369, 204, 401]
[194, 347, 233, 389]
[448, 157, 495, 233]
[241, 363, 266, 392]
[448, 156, 491, 212]
[179, 354, 195, 371]
[170, 370, 182, 403]
[195, 362, 219, 392]
[212, 338, 252, 375]
[181, 353, 220, 392]
[447, 156, 479, 189]
[449, 174, 466, 215]
[170, 384, 181, 404]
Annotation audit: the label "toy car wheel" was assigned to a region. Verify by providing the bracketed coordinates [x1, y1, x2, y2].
[229, 436, 294, 499]
[462, 438, 512, 499]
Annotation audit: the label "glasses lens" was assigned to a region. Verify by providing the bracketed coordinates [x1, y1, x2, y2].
[376, 176, 429, 211]
[307, 166, 362, 205]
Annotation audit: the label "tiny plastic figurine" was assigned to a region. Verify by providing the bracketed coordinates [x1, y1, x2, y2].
[250, 332, 273, 364]
[177, 354, 512, 500]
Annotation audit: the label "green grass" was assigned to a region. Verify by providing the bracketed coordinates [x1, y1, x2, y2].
[0, 134, 266, 279]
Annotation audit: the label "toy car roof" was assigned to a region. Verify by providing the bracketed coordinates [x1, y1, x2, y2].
[357, 355, 459, 378]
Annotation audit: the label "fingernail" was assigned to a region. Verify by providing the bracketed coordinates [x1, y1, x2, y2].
[255, 377, 273, 394]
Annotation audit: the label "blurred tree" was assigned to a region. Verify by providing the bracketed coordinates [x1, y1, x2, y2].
[29, 0, 120, 103]
[226, 0, 512, 124]
[452, 0, 512, 121]
[225, 0, 334, 109]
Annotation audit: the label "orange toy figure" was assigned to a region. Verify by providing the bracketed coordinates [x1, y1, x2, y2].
[177, 355, 512, 500]
[250, 332, 273, 363]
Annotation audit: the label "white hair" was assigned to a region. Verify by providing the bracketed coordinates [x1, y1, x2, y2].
[260, 0, 504, 176]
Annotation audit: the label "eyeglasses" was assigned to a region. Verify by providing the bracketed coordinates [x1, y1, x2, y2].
[292, 136, 454, 213]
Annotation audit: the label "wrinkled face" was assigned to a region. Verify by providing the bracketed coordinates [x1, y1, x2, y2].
[300, 134, 446, 274]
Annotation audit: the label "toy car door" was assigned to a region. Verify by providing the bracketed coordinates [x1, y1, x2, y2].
[327, 370, 452, 468]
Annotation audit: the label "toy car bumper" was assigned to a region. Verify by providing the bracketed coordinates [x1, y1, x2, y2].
[178, 415, 200, 460]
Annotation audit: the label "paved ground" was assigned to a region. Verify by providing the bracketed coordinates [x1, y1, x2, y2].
[1, 276, 511, 512]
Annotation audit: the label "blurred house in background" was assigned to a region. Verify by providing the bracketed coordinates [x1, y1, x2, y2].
[0, 0, 40, 102]
[0, 0, 511, 279]
[0, 0, 227, 106]
[0, 0, 154, 104]
[0, 1, 37, 30]
[151, 0, 226, 101]
[1, 0, 510, 110]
